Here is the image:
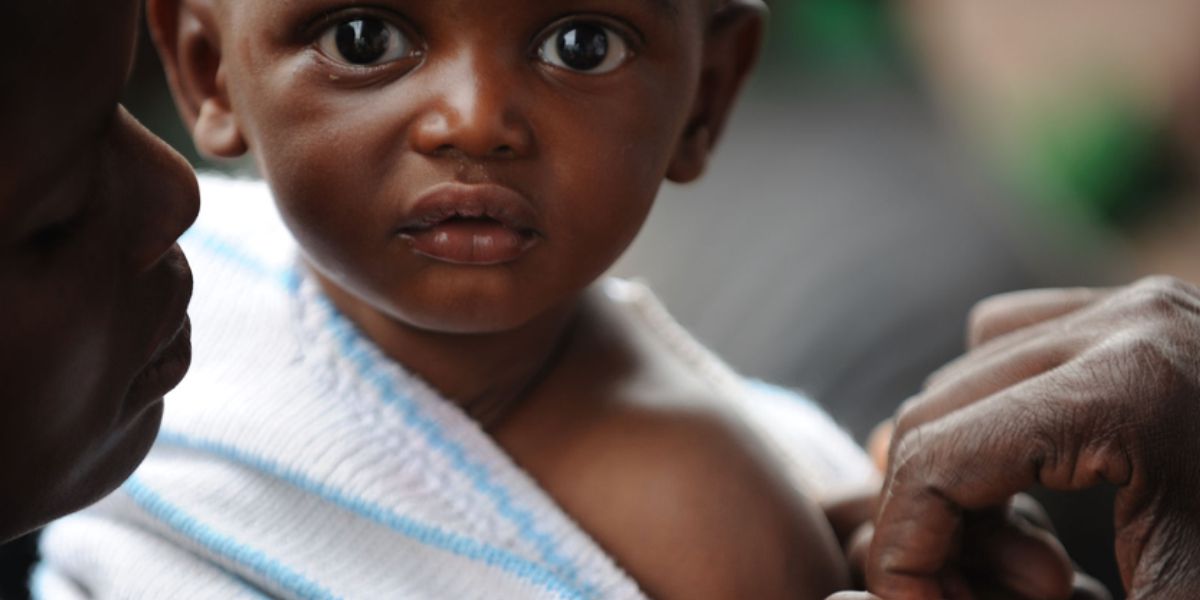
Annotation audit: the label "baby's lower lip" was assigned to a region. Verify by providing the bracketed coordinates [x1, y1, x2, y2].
[401, 219, 539, 266]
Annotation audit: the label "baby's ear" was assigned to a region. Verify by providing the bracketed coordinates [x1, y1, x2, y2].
[668, 1, 766, 183]
[147, 0, 247, 159]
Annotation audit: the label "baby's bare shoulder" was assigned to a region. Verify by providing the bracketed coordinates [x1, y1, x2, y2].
[549, 402, 849, 600]
[500, 290, 849, 598]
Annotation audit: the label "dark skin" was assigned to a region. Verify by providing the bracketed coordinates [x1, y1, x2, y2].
[150, 0, 849, 596]
[830, 276, 1200, 599]
[0, 0, 198, 542]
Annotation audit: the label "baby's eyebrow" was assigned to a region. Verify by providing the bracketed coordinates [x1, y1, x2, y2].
[644, 0, 680, 18]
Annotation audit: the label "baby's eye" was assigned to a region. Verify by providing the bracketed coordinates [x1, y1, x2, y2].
[537, 22, 631, 74]
[317, 17, 414, 67]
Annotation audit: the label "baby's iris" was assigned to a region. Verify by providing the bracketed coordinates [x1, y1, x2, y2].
[318, 18, 412, 66]
[539, 22, 630, 74]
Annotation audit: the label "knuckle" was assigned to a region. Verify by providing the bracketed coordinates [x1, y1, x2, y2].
[887, 430, 928, 484]
[1125, 276, 1197, 319]
[892, 396, 927, 439]
[1109, 331, 1177, 381]
[888, 425, 949, 489]
[1093, 330, 1195, 415]
[1135, 274, 1191, 294]
[967, 296, 1006, 344]
[1110, 330, 1167, 363]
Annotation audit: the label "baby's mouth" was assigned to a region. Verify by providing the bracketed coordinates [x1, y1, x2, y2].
[396, 184, 542, 266]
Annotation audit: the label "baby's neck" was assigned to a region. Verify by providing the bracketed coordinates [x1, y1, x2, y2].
[313, 270, 582, 429]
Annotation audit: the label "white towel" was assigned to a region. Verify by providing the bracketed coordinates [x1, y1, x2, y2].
[36, 175, 877, 600]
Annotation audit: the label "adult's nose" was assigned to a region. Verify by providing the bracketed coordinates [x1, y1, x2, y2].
[407, 51, 535, 161]
[110, 107, 200, 272]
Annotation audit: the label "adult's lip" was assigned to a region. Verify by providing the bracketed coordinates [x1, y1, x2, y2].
[126, 247, 193, 408]
[396, 182, 543, 266]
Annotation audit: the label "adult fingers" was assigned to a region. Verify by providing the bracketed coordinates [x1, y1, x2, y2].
[825, 492, 879, 550]
[849, 506, 1099, 600]
[869, 370, 1119, 599]
[933, 276, 1200, 393]
[891, 334, 1081, 462]
[1070, 573, 1112, 600]
[967, 287, 1109, 349]
[845, 523, 874, 588]
[867, 422, 892, 473]
[959, 506, 1074, 600]
[1009, 493, 1055, 534]
[926, 312, 1082, 392]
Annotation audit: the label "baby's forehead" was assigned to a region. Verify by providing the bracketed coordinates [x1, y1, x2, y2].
[216, 0, 727, 21]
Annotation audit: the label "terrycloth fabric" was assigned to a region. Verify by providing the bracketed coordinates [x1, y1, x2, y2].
[36, 176, 877, 600]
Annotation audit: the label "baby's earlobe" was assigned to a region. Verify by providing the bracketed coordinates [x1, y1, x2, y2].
[194, 99, 247, 159]
[665, 124, 712, 184]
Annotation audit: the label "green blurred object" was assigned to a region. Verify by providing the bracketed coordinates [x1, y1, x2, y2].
[774, 0, 904, 78]
[1015, 87, 1182, 229]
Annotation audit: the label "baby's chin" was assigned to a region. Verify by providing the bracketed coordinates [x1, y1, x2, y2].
[335, 267, 583, 336]
[384, 294, 560, 336]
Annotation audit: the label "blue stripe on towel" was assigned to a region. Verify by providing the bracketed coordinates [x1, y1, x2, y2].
[182, 225, 594, 596]
[154, 432, 589, 600]
[321, 302, 594, 596]
[30, 545, 272, 600]
[182, 228, 301, 292]
[29, 563, 52, 600]
[122, 476, 337, 600]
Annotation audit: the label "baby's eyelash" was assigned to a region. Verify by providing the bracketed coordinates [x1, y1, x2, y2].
[532, 12, 646, 52]
[302, 6, 415, 41]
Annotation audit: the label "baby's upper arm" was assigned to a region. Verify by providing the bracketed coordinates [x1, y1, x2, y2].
[569, 409, 851, 600]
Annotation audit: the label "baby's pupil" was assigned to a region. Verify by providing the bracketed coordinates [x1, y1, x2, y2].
[556, 24, 608, 71]
[335, 19, 391, 64]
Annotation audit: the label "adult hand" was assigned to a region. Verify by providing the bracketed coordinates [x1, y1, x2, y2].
[830, 474, 1107, 598]
[837, 276, 1200, 599]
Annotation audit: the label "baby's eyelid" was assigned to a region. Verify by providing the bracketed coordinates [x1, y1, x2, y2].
[533, 22, 640, 75]
[310, 10, 423, 48]
[313, 15, 423, 69]
[531, 15, 644, 56]
[306, 6, 413, 37]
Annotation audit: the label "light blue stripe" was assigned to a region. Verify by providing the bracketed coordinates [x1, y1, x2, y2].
[319, 296, 594, 597]
[183, 226, 595, 596]
[745, 379, 818, 408]
[153, 431, 587, 599]
[29, 563, 51, 600]
[122, 476, 337, 600]
[181, 227, 301, 291]
[30, 553, 271, 600]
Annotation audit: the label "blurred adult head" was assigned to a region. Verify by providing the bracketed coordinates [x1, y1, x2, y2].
[0, 0, 198, 541]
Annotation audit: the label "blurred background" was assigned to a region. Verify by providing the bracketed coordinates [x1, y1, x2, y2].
[614, 3, 1197, 595]
[8, 1, 1200, 598]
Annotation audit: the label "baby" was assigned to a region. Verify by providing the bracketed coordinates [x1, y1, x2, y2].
[37, 0, 876, 598]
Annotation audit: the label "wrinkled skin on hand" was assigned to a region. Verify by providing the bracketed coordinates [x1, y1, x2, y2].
[826, 480, 1108, 599]
[830, 276, 1200, 599]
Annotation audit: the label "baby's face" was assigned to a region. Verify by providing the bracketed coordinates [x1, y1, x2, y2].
[216, 0, 714, 333]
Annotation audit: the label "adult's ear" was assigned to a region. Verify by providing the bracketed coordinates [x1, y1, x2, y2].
[667, 0, 766, 183]
[147, 0, 246, 158]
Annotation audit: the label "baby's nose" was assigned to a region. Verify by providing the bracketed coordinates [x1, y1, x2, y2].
[407, 53, 535, 161]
